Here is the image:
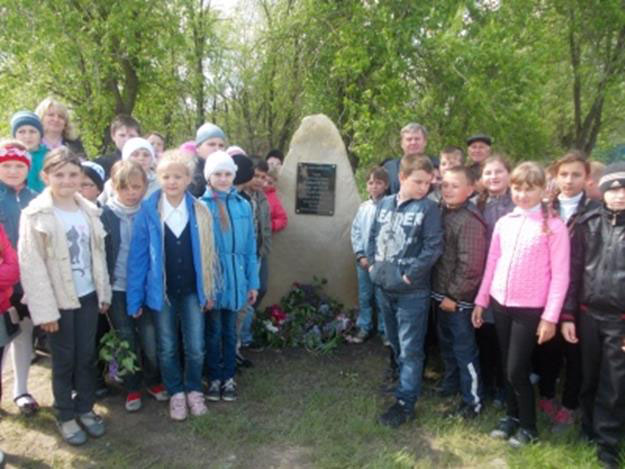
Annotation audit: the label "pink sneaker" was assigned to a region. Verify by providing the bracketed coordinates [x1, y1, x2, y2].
[187, 391, 208, 417]
[169, 392, 187, 421]
[538, 398, 557, 420]
[552, 407, 575, 432]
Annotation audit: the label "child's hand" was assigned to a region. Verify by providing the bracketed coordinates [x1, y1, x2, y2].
[537, 319, 556, 344]
[622, 338, 625, 353]
[561, 322, 578, 344]
[440, 297, 457, 312]
[248, 289, 258, 305]
[402, 275, 411, 285]
[99, 303, 110, 314]
[471, 306, 484, 328]
[204, 299, 214, 311]
[359, 257, 369, 269]
[41, 321, 59, 333]
[132, 308, 143, 319]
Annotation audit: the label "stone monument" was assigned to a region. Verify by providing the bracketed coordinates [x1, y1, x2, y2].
[265, 114, 361, 308]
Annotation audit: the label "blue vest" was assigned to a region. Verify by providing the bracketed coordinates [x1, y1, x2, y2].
[164, 222, 196, 297]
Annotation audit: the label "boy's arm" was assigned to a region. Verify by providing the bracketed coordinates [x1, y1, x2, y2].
[541, 219, 571, 324]
[366, 205, 382, 263]
[447, 216, 487, 302]
[126, 209, 150, 316]
[404, 203, 444, 281]
[474, 222, 503, 309]
[351, 205, 365, 259]
[561, 222, 585, 322]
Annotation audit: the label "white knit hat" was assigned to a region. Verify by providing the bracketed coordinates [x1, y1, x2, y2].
[203, 150, 238, 181]
[122, 137, 155, 163]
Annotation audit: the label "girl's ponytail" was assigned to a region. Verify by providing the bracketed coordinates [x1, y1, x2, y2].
[540, 201, 552, 236]
[213, 191, 230, 231]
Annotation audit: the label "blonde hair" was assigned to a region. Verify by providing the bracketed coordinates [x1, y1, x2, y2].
[42, 146, 82, 174]
[589, 160, 606, 183]
[156, 149, 196, 176]
[111, 160, 147, 191]
[510, 161, 553, 234]
[35, 98, 78, 141]
[399, 155, 434, 177]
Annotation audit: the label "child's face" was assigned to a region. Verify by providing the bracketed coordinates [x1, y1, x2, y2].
[585, 178, 602, 200]
[147, 135, 165, 156]
[79, 174, 101, 202]
[604, 187, 625, 212]
[116, 176, 146, 207]
[366, 175, 387, 199]
[467, 141, 490, 163]
[267, 157, 282, 170]
[555, 161, 587, 198]
[15, 125, 42, 151]
[0, 160, 29, 189]
[511, 182, 543, 210]
[439, 154, 461, 176]
[41, 106, 66, 135]
[112, 126, 139, 151]
[399, 169, 431, 200]
[43, 163, 81, 199]
[129, 149, 153, 172]
[441, 171, 474, 208]
[158, 164, 191, 201]
[249, 169, 267, 192]
[196, 138, 225, 159]
[481, 161, 510, 196]
[209, 170, 235, 193]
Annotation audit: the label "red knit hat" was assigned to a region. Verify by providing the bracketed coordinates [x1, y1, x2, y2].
[0, 144, 32, 168]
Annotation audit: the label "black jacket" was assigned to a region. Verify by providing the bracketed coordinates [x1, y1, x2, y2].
[564, 204, 625, 321]
[94, 149, 122, 180]
[100, 206, 121, 283]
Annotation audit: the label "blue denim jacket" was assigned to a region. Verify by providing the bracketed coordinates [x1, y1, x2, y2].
[126, 190, 210, 315]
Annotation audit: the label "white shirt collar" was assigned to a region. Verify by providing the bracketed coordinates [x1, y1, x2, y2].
[161, 195, 188, 238]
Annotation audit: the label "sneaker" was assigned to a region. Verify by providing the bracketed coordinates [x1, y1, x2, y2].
[222, 378, 238, 402]
[125, 392, 143, 412]
[490, 416, 519, 439]
[77, 411, 106, 438]
[169, 392, 188, 421]
[187, 391, 208, 416]
[206, 380, 221, 402]
[598, 446, 621, 469]
[378, 400, 415, 428]
[552, 407, 575, 432]
[452, 402, 482, 420]
[508, 427, 538, 448]
[538, 398, 557, 419]
[147, 384, 169, 401]
[350, 329, 370, 344]
[236, 350, 253, 368]
[57, 418, 88, 446]
[94, 385, 110, 399]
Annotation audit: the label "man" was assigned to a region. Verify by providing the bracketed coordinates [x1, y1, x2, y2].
[383, 123, 431, 195]
[466, 134, 492, 180]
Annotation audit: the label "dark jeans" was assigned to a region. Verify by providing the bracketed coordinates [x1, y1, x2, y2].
[153, 293, 205, 394]
[536, 331, 581, 409]
[379, 290, 430, 407]
[492, 299, 542, 431]
[476, 322, 505, 400]
[436, 302, 481, 408]
[206, 309, 237, 382]
[109, 291, 160, 392]
[579, 312, 625, 456]
[48, 292, 99, 422]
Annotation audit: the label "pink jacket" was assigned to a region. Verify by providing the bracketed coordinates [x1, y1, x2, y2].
[475, 207, 570, 323]
[264, 186, 288, 233]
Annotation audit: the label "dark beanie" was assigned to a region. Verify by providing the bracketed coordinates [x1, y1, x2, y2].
[81, 161, 105, 192]
[10, 110, 44, 137]
[599, 162, 625, 194]
[232, 153, 254, 185]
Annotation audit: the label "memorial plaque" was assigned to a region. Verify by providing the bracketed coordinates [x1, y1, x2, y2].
[295, 162, 336, 215]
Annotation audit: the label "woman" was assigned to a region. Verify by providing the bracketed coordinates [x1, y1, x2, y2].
[35, 97, 86, 159]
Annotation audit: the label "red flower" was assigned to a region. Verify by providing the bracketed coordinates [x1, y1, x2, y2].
[269, 305, 287, 324]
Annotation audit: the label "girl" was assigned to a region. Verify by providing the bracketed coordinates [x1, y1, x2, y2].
[201, 151, 259, 403]
[101, 160, 166, 412]
[472, 162, 570, 447]
[10, 110, 48, 192]
[126, 150, 216, 421]
[264, 167, 288, 233]
[475, 154, 514, 408]
[0, 141, 40, 416]
[34, 98, 86, 158]
[19, 147, 111, 446]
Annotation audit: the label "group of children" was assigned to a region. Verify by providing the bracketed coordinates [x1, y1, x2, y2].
[352, 145, 623, 468]
[0, 109, 288, 457]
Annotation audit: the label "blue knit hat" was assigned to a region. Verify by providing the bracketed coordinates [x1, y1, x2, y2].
[10, 110, 44, 137]
[195, 122, 226, 146]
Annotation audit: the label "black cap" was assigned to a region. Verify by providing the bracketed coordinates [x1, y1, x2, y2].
[466, 134, 492, 146]
[232, 153, 255, 185]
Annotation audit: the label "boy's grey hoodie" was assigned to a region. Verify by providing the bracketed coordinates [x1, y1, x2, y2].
[366, 194, 443, 294]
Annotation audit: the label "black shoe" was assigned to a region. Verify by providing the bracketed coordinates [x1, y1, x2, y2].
[94, 386, 110, 399]
[490, 416, 519, 439]
[508, 427, 538, 448]
[236, 350, 253, 368]
[378, 400, 415, 428]
[598, 446, 621, 469]
[451, 402, 481, 420]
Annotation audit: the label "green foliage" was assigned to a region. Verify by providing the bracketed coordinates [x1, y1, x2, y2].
[99, 328, 139, 378]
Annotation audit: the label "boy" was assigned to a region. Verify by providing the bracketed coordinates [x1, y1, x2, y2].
[429, 146, 464, 203]
[350, 166, 389, 343]
[80, 161, 105, 204]
[562, 161, 625, 469]
[432, 166, 487, 418]
[586, 160, 606, 201]
[190, 122, 227, 197]
[11, 110, 48, 193]
[94, 115, 141, 179]
[367, 155, 443, 427]
[265, 149, 284, 171]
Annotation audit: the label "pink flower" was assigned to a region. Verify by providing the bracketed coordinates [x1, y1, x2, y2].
[269, 305, 287, 324]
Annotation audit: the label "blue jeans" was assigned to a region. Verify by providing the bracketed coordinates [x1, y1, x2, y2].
[356, 264, 385, 334]
[206, 309, 237, 382]
[436, 302, 482, 408]
[110, 291, 160, 392]
[240, 256, 267, 346]
[379, 290, 430, 407]
[153, 293, 205, 394]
